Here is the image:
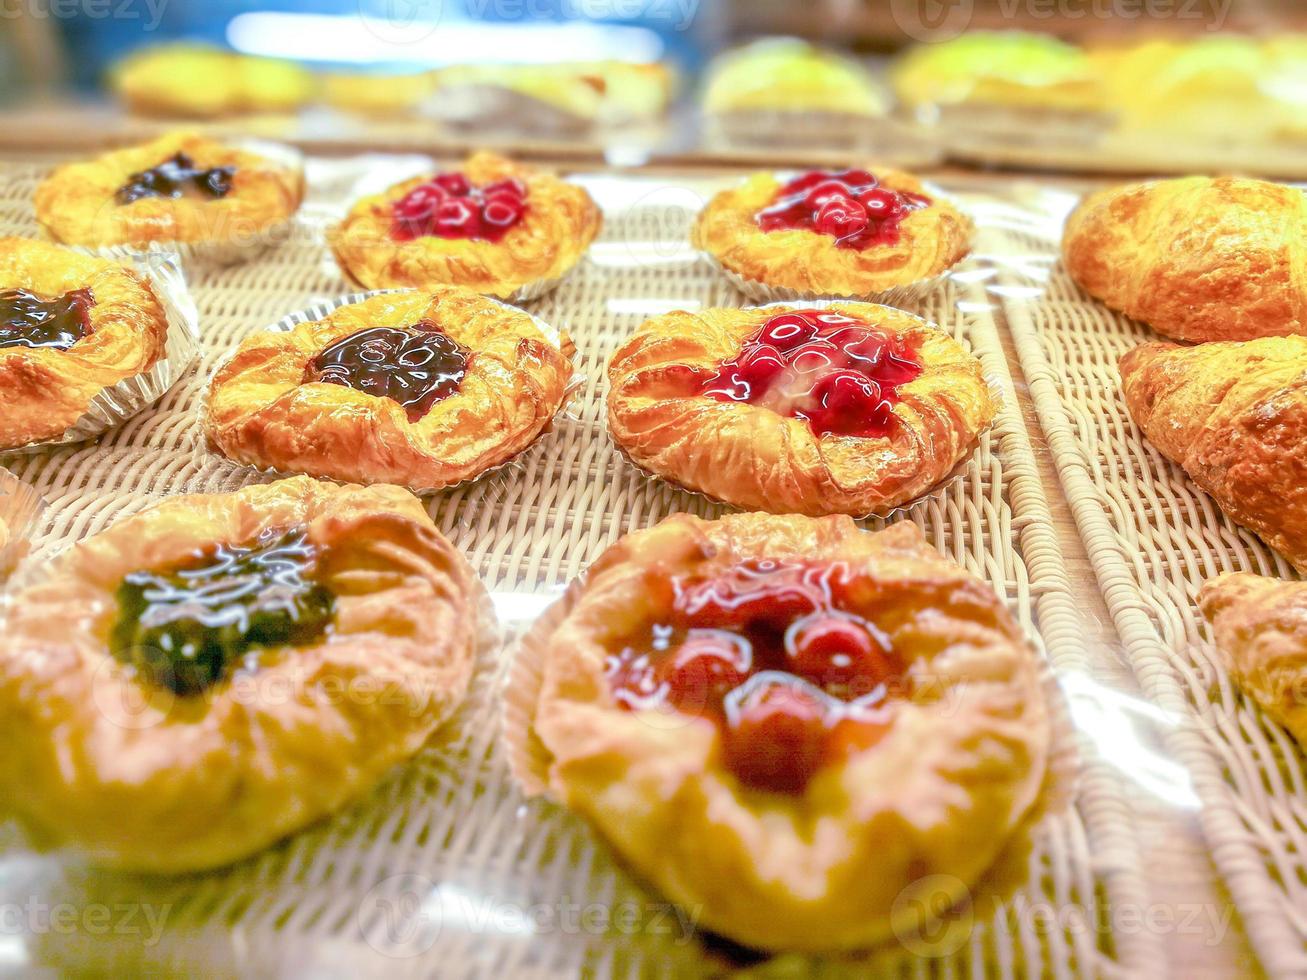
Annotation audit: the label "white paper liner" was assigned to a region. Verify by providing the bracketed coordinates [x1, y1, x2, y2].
[500, 527, 1079, 954]
[703, 109, 933, 154]
[50, 139, 305, 270]
[424, 83, 598, 135]
[336, 262, 570, 306]
[0, 250, 200, 454]
[606, 299, 1002, 521]
[197, 288, 582, 495]
[0, 467, 43, 579]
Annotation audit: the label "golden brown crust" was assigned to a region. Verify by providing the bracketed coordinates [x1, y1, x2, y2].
[692, 168, 973, 296]
[0, 237, 168, 449]
[0, 476, 485, 873]
[1064, 176, 1307, 343]
[328, 151, 601, 299]
[1199, 573, 1307, 748]
[204, 288, 574, 490]
[606, 303, 996, 516]
[33, 132, 304, 248]
[1120, 338, 1307, 572]
[518, 514, 1050, 952]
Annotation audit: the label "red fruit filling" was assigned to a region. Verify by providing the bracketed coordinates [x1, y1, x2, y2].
[391, 172, 528, 242]
[693, 308, 922, 438]
[605, 559, 906, 794]
[756, 169, 930, 249]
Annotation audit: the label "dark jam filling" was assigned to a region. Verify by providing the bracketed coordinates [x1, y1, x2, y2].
[302, 320, 470, 423]
[0, 287, 94, 351]
[606, 560, 907, 794]
[391, 172, 528, 242]
[115, 152, 235, 205]
[695, 309, 922, 438]
[110, 527, 335, 696]
[756, 169, 930, 249]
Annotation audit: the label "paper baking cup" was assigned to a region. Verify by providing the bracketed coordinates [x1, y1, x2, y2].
[52, 139, 305, 270]
[197, 288, 581, 496]
[0, 468, 44, 579]
[423, 84, 596, 135]
[334, 244, 575, 306]
[607, 299, 1001, 520]
[707, 252, 964, 309]
[500, 548, 1080, 947]
[0, 250, 200, 455]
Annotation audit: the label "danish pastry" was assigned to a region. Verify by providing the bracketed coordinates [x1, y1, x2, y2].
[111, 44, 314, 117]
[704, 38, 886, 116]
[0, 476, 485, 873]
[0, 237, 168, 449]
[512, 514, 1051, 952]
[1064, 176, 1307, 343]
[694, 167, 972, 299]
[1199, 572, 1307, 749]
[1120, 338, 1307, 571]
[34, 132, 304, 251]
[205, 288, 573, 490]
[607, 303, 996, 515]
[328, 151, 601, 300]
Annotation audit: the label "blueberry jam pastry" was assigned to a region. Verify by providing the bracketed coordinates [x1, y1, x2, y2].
[607, 303, 996, 515]
[693, 167, 972, 298]
[204, 288, 574, 490]
[328, 151, 601, 299]
[33, 131, 303, 252]
[0, 237, 168, 449]
[0, 477, 485, 873]
[511, 514, 1051, 952]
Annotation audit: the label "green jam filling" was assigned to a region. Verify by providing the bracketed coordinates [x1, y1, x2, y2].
[110, 526, 335, 696]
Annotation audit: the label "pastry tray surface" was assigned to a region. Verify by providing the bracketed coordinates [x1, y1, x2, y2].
[988, 186, 1307, 978]
[0, 161, 1152, 977]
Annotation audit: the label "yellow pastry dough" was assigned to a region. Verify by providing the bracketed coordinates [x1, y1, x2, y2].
[1064, 176, 1307, 343]
[704, 38, 886, 116]
[329, 151, 601, 299]
[1120, 338, 1307, 572]
[111, 44, 314, 117]
[1200, 572, 1307, 749]
[694, 168, 972, 297]
[0, 237, 168, 449]
[513, 514, 1051, 952]
[205, 288, 573, 490]
[34, 132, 303, 250]
[607, 303, 996, 515]
[0, 476, 485, 873]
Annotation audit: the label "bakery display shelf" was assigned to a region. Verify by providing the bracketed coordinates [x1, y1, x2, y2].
[987, 187, 1307, 977]
[0, 161, 1151, 977]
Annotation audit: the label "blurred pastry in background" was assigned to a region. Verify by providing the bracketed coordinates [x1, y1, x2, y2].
[321, 70, 437, 117]
[892, 32, 1109, 145]
[702, 37, 887, 118]
[111, 43, 314, 118]
[430, 61, 672, 133]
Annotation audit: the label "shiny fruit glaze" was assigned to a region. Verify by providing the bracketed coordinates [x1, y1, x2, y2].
[605, 559, 905, 794]
[698, 309, 922, 438]
[0, 287, 94, 350]
[115, 152, 235, 205]
[391, 172, 528, 242]
[302, 320, 470, 423]
[110, 527, 335, 696]
[756, 169, 930, 249]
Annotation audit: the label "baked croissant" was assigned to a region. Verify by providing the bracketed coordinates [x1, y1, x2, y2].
[1120, 338, 1307, 571]
[1199, 572, 1307, 749]
[1064, 176, 1307, 343]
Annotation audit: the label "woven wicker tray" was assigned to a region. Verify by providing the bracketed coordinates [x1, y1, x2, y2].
[0, 161, 1151, 976]
[989, 186, 1307, 978]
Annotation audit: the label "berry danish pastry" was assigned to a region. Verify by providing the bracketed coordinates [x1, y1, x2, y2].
[509, 514, 1052, 952]
[607, 303, 996, 515]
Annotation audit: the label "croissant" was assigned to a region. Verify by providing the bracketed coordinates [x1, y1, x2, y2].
[1064, 176, 1307, 343]
[1120, 338, 1307, 571]
[1198, 572, 1307, 749]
